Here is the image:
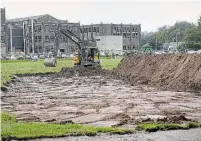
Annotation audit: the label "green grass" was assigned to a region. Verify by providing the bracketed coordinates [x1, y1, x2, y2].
[1, 58, 122, 85]
[100, 58, 122, 70]
[1, 112, 134, 140]
[137, 122, 201, 132]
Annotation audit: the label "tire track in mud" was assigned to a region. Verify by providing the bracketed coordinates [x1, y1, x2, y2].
[1, 73, 201, 126]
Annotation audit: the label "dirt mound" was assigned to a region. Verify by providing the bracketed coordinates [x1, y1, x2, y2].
[112, 54, 201, 92]
[52, 65, 107, 78]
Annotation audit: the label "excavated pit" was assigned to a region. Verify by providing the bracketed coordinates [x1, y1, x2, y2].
[1, 54, 201, 127]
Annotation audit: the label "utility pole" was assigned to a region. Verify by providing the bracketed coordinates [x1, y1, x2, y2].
[23, 21, 26, 55]
[9, 24, 13, 56]
[156, 34, 157, 50]
[176, 32, 178, 49]
[31, 19, 34, 55]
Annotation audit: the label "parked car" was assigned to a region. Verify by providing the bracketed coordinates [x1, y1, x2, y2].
[39, 55, 45, 59]
[61, 54, 67, 58]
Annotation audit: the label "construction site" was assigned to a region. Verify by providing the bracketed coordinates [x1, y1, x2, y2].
[1, 53, 201, 140]
[1, 2, 201, 141]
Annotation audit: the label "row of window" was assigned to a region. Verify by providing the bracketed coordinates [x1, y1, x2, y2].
[114, 27, 138, 32]
[80, 26, 138, 33]
[34, 36, 55, 43]
[80, 27, 100, 33]
[123, 45, 136, 50]
[123, 33, 138, 38]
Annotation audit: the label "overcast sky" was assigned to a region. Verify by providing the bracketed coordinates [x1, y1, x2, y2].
[1, 0, 201, 32]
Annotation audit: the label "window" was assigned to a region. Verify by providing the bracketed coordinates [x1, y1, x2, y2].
[38, 26, 41, 32]
[35, 36, 38, 42]
[133, 45, 135, 49]
[38, 36, 42, 42]
[127, 33, 130, 38]
[45, 25, 49, 31]
[132, 33, 135, 38]
[34, 48, 38, 53]
[123, 33, 126, 38]
[45, 36, 49, 42]
[39, 46, 42, 51]
[135, 32, 138, 37]
[80, 29, 83, 33]
[97, 27, 99, 32]
[96, 39, 100, 41]
[93, 27, 96, 32]
[50, 26, 55, 31]
[84, 28, 87, 33]
[60, 49, 65, 52]
[123, 46, 126, 50]
[34, 26, 38, 32]
[127, 46, 130, 50]
[89, 27, 91, 32]
[1, 36, 5, 43]
[50, 36, 55, 42]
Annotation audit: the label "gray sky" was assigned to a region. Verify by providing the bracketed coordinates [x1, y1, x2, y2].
[1, 0, 201, 31]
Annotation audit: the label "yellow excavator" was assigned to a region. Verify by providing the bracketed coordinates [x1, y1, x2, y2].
[44, 29, 100, 67]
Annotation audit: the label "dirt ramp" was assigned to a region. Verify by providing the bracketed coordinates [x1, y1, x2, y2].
[112, 54, 201, 92]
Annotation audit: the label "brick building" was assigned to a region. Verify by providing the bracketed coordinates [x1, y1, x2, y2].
[1, 8, 141, 56]
[6, 14, 80, 55]
[80, 23, 141, 50]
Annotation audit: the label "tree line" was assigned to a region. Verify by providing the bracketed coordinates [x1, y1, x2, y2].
[141, 16, 201, 50]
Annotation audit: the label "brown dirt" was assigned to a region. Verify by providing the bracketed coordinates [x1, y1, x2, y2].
[111, 54, 201, 92]
[52, 65, 107, 78]
[2, 75, 201, 126]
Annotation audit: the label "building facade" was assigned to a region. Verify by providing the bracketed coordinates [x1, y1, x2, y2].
[80, 23, 141, 51]
[1, 8, 7, 55]
[6, 14, 80, 56]
[1, 8, 141, 56]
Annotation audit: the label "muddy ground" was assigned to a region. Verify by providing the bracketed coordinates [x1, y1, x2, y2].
[2, 74, 201, 126]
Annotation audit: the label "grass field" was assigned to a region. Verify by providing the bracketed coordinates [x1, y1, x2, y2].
[1, 112, 134, 140]
[1, 58, 122, 85]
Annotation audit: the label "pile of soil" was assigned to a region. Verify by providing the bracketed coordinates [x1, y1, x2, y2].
[111, 54, 201, 92]
[52, 65, 107, 78]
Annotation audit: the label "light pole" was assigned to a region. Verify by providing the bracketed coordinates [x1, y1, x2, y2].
[8, 24, 13, 56]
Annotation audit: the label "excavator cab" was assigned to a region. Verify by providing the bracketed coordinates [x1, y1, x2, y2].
[73, 47, 100, 66]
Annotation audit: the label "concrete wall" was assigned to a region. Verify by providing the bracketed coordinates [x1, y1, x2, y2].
[96, 35, 123, 55]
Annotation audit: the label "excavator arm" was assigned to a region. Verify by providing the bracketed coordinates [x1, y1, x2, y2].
[60, 29, 83, 50]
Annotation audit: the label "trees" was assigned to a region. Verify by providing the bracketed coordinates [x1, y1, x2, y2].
[155, 21, 195, 45]
[183, 17, 201, 50]
[141, 32, 156, 49]
[198, 16, 201, 28]
[141, 19, 201, 50]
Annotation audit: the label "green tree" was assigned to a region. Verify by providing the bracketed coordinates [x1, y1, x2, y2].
[198, 16, 201, 29]
[141, 32, 156, 49]
[155, 21, 195, 44]
[184, 26, 201, 50]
